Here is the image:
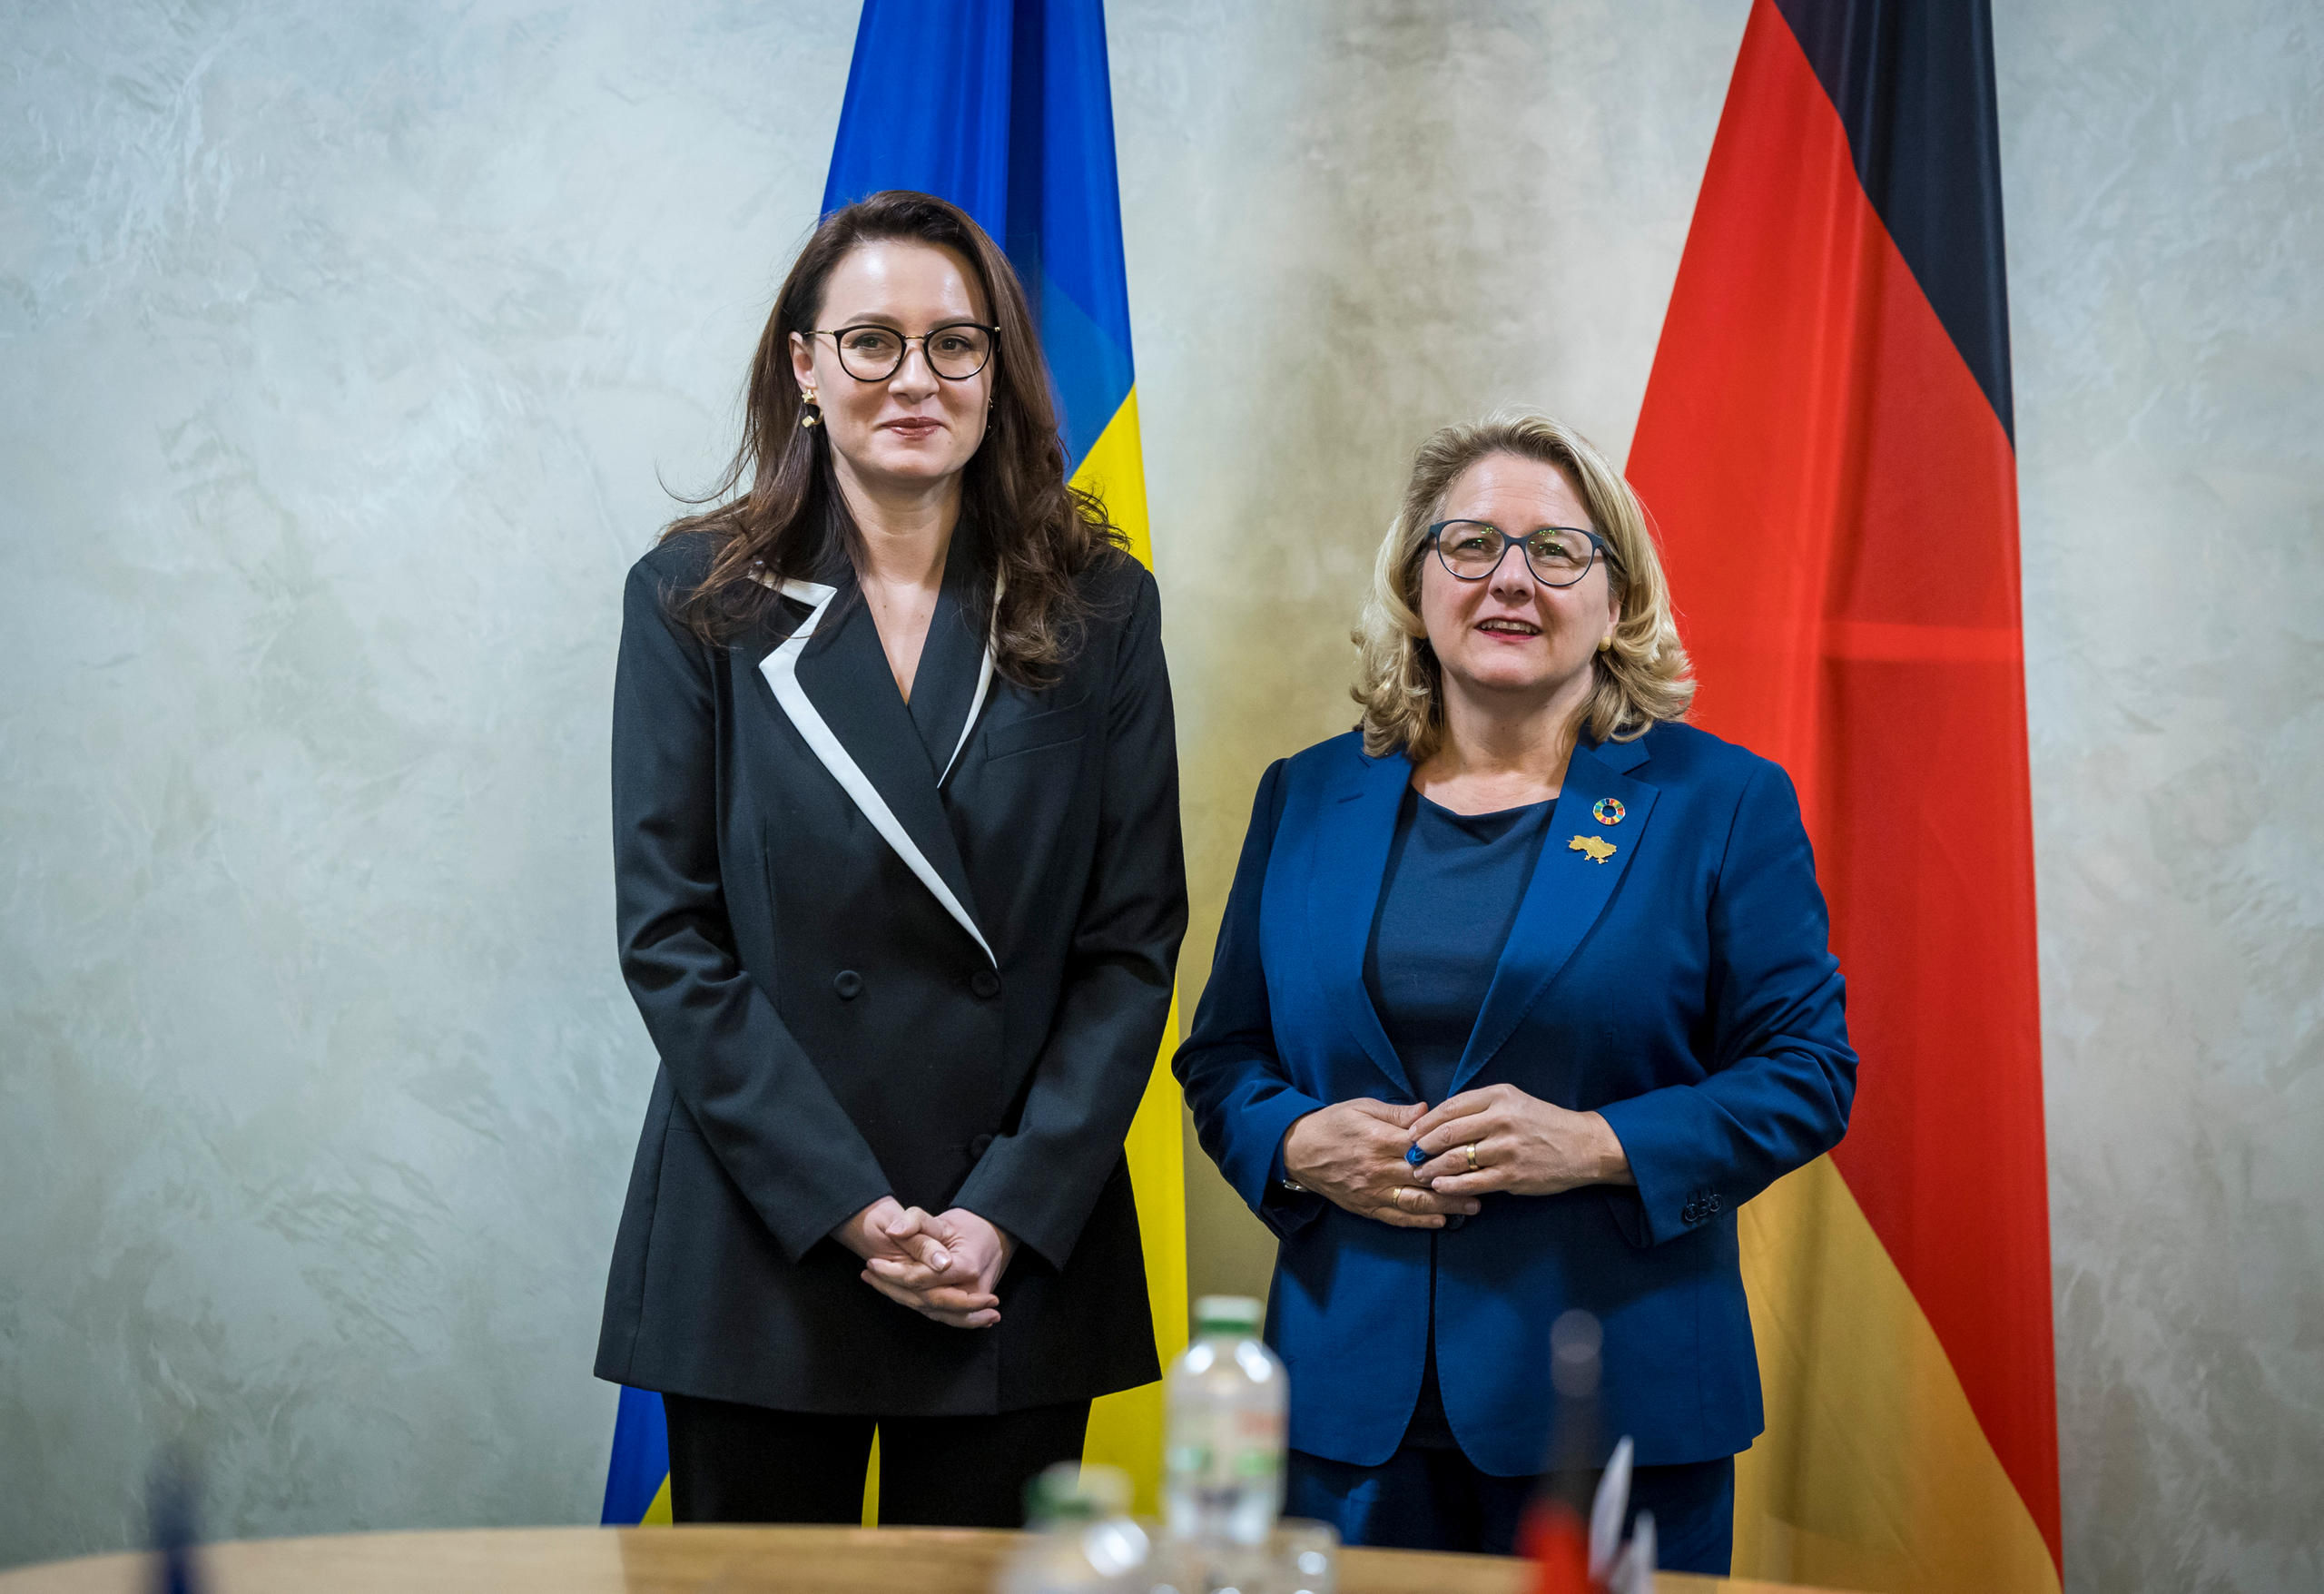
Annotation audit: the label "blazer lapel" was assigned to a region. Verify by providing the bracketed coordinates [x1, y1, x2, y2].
[1447, 736, 1659, 1095]
[757, 575, 997, 966]
[1305, 749, 1418, 1100]
[904, 538, 997, 787]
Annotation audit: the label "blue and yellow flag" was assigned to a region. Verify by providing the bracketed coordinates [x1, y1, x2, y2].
[600, 1383, 671, 1525]
[604, 0, 1182, 1526]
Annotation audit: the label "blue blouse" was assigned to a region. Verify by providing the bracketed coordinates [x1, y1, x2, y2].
[1362, 788, 1555, 1451]
[1364, 791, 1557, 1107]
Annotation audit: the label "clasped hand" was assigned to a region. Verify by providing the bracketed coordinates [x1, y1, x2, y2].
[1283, 1087, 1632, 1227]
[1408, 1084, 1632, 1197]
[1279, 1099, 1479, 1228]
[832, 1196, 1015, 1329]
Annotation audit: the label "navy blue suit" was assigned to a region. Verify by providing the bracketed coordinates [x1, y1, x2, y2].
[1175, 723, 1856, 1477]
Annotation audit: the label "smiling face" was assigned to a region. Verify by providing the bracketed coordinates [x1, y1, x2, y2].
[789, 239, 995, 499]
[1416, 451, 1620, 721]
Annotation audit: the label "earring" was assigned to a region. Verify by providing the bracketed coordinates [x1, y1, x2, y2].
[799, 390, 821, 429]
[1598, 635, 1614, 652]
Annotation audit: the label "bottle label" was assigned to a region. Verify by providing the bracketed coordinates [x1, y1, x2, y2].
[1167, 1412, 1284, 1487]
[1166, 1443, 1211, 1476]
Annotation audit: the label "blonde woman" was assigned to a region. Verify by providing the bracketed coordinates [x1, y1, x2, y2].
[1175, 413, 1855, 1569]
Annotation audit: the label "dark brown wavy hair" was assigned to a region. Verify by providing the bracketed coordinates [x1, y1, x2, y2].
[661, 190, 1127, 684]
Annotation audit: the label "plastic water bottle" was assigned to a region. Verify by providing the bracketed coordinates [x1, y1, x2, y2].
[998, 1462, 1150, 1594]
[1164, 1295, 1287, 1549]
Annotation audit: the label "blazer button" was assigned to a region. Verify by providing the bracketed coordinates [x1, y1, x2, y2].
[970, 969, 1001, 999]
[832, 969, 863, 1000]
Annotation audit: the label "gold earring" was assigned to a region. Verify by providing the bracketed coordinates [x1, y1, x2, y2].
[1598, 635, 1614, 652]
[799, 390, 821, 428]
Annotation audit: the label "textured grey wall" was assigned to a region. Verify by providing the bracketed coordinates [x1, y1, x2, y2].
[1999, 4, 2324, 1589]
[2, 2, 2319, 1590]
[1, 0, 858, 1563]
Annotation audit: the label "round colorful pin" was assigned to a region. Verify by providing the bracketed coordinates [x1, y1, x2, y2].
[1591, 797, 1627, 825]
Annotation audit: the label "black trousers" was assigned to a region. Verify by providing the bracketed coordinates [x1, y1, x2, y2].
[663, 1393, 1091, 1529]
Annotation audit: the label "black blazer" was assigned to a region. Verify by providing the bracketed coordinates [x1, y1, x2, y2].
[594, 529, 1186, 1416]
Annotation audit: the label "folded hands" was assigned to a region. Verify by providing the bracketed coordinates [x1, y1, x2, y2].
[1283, 1085, 1632, 1229]
[832, 1196, 1016, 1329]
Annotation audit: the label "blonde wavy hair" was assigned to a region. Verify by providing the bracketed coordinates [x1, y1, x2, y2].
[1354, 410, 1694, 761]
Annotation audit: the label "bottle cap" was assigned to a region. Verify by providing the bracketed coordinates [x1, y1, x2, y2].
[1193, 1294, 1263, 1335]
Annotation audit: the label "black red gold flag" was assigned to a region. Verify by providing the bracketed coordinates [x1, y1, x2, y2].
[1629, 3, 2059, 1587]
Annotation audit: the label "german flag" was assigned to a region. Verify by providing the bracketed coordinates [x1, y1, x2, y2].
[1626, 3, 2059, 1589]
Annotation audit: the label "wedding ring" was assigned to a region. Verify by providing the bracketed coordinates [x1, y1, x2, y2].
[1464, 1143, 1479, 1171]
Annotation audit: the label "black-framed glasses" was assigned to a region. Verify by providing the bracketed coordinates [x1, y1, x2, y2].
[1427, 519, 1610, 587]
[806, 321, 1000, 382]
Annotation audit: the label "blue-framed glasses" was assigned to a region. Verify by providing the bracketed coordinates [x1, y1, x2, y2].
[1426, 519, 1610, 588]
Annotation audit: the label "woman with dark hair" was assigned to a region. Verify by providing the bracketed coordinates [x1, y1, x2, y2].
[594, 191, 1186, 1528]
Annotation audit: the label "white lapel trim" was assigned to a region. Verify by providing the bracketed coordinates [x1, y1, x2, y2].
[937, 579, 1000, 787]
[757, 576, 998, 967]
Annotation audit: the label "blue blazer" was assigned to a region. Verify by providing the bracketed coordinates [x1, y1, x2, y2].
[1174, 723, 1856, 1473]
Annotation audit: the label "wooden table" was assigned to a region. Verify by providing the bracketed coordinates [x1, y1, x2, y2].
[0, 1526, 1841, 1594]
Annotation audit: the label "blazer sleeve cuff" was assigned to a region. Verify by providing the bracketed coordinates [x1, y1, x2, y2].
[777, 1171, 899, 1264]
[1595, 1092, 1719, 1249]
[1249, 1121, 1323, 1238]
[952, 1149, 1081, 1273]
[1227, 1088, 1329, 1216]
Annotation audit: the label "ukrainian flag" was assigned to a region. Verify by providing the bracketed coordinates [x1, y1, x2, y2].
[600, 1383, 672, 1525]
[604, 0, 1182, 1526]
